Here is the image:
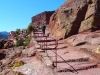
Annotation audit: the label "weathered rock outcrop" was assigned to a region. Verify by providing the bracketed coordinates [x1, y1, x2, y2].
[65, 30, 100, 62]
[8, 31, 16, 44]
[32, 11, 54, 27]
[0, 39, 15, 49]
[4, 40, 14, 49]
[48, 0, 100, 39]
[8, 29, 29, 46]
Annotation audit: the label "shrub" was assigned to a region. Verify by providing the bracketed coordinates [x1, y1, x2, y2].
[16, 39, 24, 47]
[32, 36, 37, 38]
[16, 37, 31, 47]
[15, 29, 20, 34]
[27, 23, 37, 33]
[24, 37, 31, 46]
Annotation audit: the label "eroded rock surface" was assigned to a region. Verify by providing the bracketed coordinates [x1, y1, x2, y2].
[32, 11, 54, 28]
[65, 31, 100, 62]
[14, 61, 56, 75]
[48, 0, 100, 39]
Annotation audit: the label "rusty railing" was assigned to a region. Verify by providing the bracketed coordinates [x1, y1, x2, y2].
[33, 30, 78, 74]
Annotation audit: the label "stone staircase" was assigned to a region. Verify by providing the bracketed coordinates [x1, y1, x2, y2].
[32, 29, 100, 75]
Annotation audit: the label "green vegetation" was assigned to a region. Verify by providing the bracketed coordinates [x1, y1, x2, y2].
[32, 36, 37, 38]
[15, 23, 38, 47]
[27, 23, 37, 33]
[23, 37, 31, 46]
[16, 36, 31, 47]
[15, 29, 20, 34]
[16, 39, 24, 47]
[12, 61, 24, 70]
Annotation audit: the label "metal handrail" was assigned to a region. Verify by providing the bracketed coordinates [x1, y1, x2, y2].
[33, 30, 78, 74]
[45, 36, 78, 73]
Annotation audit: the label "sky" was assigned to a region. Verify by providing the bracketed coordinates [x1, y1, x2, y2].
[0, 0, 66, 32]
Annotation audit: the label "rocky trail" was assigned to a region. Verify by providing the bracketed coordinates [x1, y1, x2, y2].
[1, 0, 100, 74]
[33, 29, 100, 75]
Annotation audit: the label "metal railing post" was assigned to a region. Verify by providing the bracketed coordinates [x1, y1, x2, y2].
[45, 36, 47, 53]
[34, 29, 78, 74]
[55, 39, 58, 68]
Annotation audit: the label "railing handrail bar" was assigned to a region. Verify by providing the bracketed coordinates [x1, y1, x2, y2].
[33, 30, 78, 74]
[51, 50, 78, 73]
[44, 35, 78, 73]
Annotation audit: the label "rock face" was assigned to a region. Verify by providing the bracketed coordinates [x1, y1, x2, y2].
[65, 30, 100, 62]
[32, 11, 54, 27]
[14, 61, 56, 75]
[48, 0, 100, 39]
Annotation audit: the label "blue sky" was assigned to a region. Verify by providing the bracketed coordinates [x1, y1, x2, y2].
[0, 0, 66, 32]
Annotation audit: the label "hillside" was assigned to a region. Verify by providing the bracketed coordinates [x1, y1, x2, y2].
[0, 31, 9, 39]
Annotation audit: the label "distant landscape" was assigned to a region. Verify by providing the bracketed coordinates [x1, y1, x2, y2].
[0, 31, 9, 39]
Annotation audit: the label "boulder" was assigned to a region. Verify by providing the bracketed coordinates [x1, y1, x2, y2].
[22, 47, 36, 57]
[66, 31, 100, 53]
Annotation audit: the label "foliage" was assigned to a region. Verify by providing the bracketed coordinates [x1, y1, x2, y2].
[27, 23, 37, 33]
[23, 37, 31, 46]
[12, 61, 24, 70]
[16, 39, 24, 47]
[32, 36, 37, 38]
[15, 29, 20, 34]
[15, 36, 31, 47]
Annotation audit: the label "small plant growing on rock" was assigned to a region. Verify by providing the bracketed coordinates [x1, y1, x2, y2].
[12, 61, 24, 70]
[23, 37, 31, 46]
[32, 36, 37, 38]
[16, 39, 24, 47]
[27, 23, 37, 33]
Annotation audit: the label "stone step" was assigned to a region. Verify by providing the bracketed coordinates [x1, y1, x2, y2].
[39, 52, 54, 68]
[36, 39, 56, 42]
[43, 56, 54, 68]
[57, 63, 98, 73]
[53, 58, 89, 63]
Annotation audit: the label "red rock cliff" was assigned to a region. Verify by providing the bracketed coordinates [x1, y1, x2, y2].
[31, 11, 54, 27]
[48, 0, 100, 39]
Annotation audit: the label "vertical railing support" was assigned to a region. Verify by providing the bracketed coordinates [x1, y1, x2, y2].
[55, 39, 58, 68]
[46, 36, 47, 53]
